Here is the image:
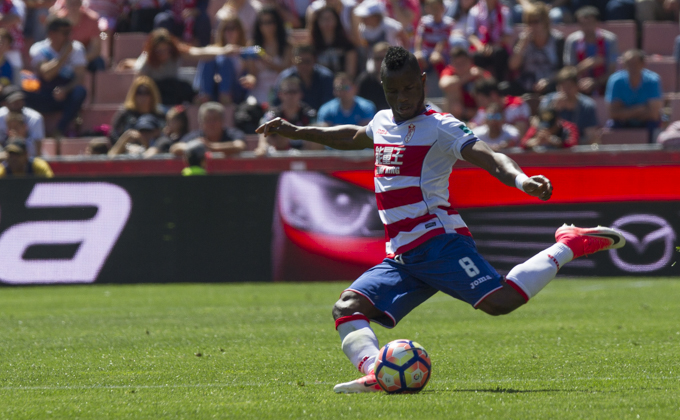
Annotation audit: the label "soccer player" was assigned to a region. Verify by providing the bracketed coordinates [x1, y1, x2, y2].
[256, 46, 626, 394]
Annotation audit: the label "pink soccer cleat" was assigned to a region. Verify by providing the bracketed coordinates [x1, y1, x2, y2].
[333, 371, 383, 394]
[555, 224, 626, 259]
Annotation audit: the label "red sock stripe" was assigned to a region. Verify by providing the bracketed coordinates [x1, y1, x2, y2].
[335, 314, 370, 330]
[506, 279, 530, 303]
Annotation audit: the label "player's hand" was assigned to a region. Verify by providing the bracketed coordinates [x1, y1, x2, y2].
[522, 175, 552, 201]
[255, 117, 299, 139]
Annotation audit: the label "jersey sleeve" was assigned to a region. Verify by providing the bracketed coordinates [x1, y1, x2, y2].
[365, 117, 375, 140]
[437, 115, 478, 160]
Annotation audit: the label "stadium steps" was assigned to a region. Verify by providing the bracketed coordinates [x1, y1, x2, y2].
[599, 128, 649, 144]
[642, 21, 679, 56]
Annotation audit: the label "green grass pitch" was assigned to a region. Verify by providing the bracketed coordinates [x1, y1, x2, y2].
[1, 279, 680, 419]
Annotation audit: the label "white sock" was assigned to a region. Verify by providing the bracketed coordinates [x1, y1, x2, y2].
[336, 314, 380, 374]
[506, 243, 574, 299]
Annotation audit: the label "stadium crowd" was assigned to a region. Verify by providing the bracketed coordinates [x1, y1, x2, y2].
[0, 0, 679, 177]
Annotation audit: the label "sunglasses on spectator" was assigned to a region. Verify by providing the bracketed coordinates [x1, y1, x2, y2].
[259, 19, 276, 25]
[136, 89, 152, 96]
[486, 113, 503, 121]
[224, 26, 238, 31]
[281, 89, 301, 95]
[334, 84, 352, 91]
[295, 57, 314, 65]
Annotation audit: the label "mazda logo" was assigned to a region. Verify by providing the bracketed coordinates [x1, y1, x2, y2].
[609, 214, 677, 272]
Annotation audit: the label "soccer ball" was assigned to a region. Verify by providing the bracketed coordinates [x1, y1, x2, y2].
[375, 339, 431, 393]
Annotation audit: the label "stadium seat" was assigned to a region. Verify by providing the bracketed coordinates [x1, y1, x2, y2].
[642, 22, 679, 56]
[645, 57, 677, 93]
[600, 21, 636, 53]
[667, 93, 680, 121]
[599, 128, 648, 144]
[92, 70, 136, 104]
[112, 32, 147, 67]
[41, 137, 102, 156]
[79, 104, 120, 134]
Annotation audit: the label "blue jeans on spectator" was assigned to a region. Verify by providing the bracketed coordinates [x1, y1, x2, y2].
[194, 56, 247, 104]
[26, 82, 87, 134]
[87, 57, 106, 73]
[608, 119, 660, 142]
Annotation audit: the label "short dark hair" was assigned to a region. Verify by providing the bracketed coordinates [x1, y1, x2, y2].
[45, 15, 72, 33]
[381, 46, 420, 77]
[575, 5, 600, 20]
[474, 77, 500, 96]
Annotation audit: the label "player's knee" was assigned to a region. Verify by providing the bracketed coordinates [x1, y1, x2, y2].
[332, 291, 378, 320]
[478, 301, 521, 316]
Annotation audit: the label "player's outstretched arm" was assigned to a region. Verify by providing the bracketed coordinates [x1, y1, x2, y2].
[255, 118, 373, 150]
[461, 140, 552, 201]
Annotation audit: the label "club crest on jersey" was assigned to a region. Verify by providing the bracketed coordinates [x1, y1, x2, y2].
[404, 124, 416, 143]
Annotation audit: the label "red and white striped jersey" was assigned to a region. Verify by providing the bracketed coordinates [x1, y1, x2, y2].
[366, 106, 478, 256]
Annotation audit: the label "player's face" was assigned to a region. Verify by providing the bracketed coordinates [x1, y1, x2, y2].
[381, 67, 426, 123]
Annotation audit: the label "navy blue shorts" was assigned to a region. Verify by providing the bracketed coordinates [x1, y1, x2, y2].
[346, 234, 503, 328]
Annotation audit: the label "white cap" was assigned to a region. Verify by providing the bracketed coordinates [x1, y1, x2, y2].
[354, 0, 386, 17]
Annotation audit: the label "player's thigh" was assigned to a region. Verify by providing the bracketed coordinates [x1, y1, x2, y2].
[410, 234, 504, 308]
[342, 259, 437, 328]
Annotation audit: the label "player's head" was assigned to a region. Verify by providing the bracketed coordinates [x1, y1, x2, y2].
[380, 46, 426, 123]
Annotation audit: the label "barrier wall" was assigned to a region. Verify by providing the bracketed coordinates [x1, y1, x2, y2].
[0, 164, 678, 285]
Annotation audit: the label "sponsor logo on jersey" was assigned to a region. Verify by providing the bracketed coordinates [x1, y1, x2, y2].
[470, 274, 492, 289]
[375, 146, 404, 175]
[404, 124, 416, 143]
[376, 128, 388, 135]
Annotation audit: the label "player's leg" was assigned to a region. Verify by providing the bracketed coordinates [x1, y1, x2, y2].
[484, 225, 626, 308]
[332, 261, 436, 393]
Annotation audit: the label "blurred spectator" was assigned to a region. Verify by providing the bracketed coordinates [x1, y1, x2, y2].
[153, 0, 211, 46]
[635, 0, 678, 22]
[382, 0, 421, 40]
[109, 75, 165, 144]
[445, 0, 475, 49]
[508, 2, 564, 96]
[146, 104, 189, 155]
[466, 0, 513, 81]
[217, 0, 262, 40]
[194, 16, 249, 106]
[564, 6, 617, 95]
[274, 0, 310, 29]
[85, 136, 110, 154]
[471, 102, 520, 150]
[133, 28, 234, 106]
[0, 85, 45, 156]
[521, 106, 579, 151]
[179, 101, 246, 155]
[24, 0, 54, 45]
[540, 66, 599, 144]
[414, 0, 454, 74]
[472, 77, 531, 136]
[439, 46, 492, 120]
[55, 0, 105, 73]
[248, 7, 293, 105]
[511, 0, 573, 24]
[272, 44, 334, 112]
[26, 15, 86, 137]
[255, 76, 320, 156]
[306, 0, 357, 44]
[605, 49, 662, 142]
[108, 113, 163, 156]
[656, 121, 680, 149]
[355, 41, 389, 111]
[181, 139, 207, 175]
[120, 0, 164, 33]
[311, 6, 357, 80]
[354, 0, 407, 51]
[0, 138, 53, 177]
[0, 0, 25, 78]
[0, 29, 15, 86]
[318, 72, 375, 126]
[85, 0, 123, 32]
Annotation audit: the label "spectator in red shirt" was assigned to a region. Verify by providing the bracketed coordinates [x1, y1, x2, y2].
[439, 46, 492, 121]
[55, 0, 105, 72]
[521, 107, 579, 151]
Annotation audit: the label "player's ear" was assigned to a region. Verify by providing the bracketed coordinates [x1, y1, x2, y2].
[421, 72, 427, 85]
